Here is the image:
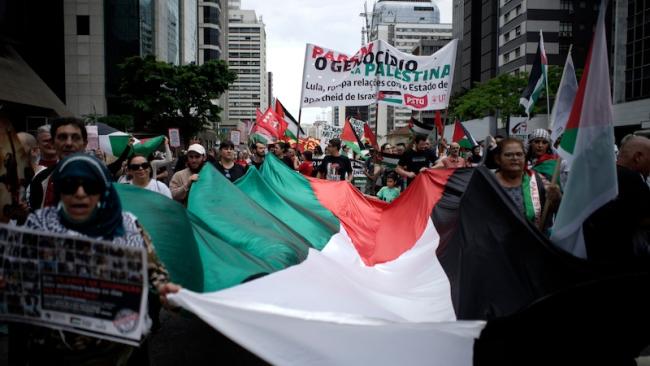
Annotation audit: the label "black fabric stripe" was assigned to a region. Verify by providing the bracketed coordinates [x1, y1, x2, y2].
[432, 166, 647, 321]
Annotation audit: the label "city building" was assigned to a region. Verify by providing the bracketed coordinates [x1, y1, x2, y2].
[226, 6, 268, 127]
[180, 0, 199, 65]
[198, 0, 227, 63]
[363, 0, 452, 142]
[610, 0, 650, 137]
[457, 0, 648, 136]
[457, 0, 499, 92]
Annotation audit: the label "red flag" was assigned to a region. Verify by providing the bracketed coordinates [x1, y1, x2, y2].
[363, 123, 378, 149]
[340, 118, 357, 143]
[256, 107, 282, 138]
[435, 110, 444, 137]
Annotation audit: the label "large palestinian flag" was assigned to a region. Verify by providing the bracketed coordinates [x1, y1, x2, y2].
[116, 154, 650, 365]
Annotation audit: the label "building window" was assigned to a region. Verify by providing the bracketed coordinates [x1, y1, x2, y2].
[504, 31, 511, 42]
[515, 25, 521, 37]
[504, 52, 510, 63]
[515, 4, 522, 16]
[559, 22, 573, 37]
[204, 28, 220, 46]
[203, 6, 220, 26]
[204, 49, 220, 62]
[514, 47, 521, 58]
[76, 15, 90, 35]
[561, 0, 573, 11]
[504, 11, 510, 22]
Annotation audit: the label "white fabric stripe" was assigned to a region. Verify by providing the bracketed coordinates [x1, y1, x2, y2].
[170, 292, 483, 366]
[169, 220, 485, 365]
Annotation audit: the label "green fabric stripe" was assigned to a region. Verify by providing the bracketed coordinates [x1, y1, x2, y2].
[259, 154, 340, 236]
[521, 173, 536, 223]
[133, 136, 164, 157]
[109, 135, 130, 157]
[343, 141, 363, 155]
[116, 184, 204, 292]
[117, 154, 340, 293]
[117, 183, 282, 292]
[560, 127, 578, 155]
[188, 164, 314, 276]
[458, 139, 473, 149]
[284, 129, 297, 140]
[533, 159, 557, 182]
[236, 167, 333, 250]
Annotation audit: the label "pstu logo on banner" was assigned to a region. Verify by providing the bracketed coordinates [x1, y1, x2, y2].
[404, 94, 428, 108]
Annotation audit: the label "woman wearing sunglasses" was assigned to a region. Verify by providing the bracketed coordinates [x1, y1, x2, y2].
[21, 153, 180, 364]
[123, 154, 172, 199]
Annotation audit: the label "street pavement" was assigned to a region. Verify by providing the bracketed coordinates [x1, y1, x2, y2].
[1, 317, 648, 365]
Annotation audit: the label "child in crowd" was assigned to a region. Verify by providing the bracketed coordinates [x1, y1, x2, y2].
[376, 171, 401, 203]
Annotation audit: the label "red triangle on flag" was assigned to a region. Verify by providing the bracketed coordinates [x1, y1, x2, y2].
[452, 120, 465, 143]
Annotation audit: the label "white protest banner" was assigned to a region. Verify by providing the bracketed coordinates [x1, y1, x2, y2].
[301, 39, 457, 110]
[168, 128, 181, 148]
[0, 224, 148, 346]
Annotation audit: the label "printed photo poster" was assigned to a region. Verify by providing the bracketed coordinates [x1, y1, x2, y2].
[301, 39, 457, 110]
[0, 118, 31, 223]
[168, 128, 181, 148]
[0, 224, 149, 346]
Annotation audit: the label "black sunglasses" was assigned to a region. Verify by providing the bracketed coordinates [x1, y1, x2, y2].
[60, 178, 104, 195]
[128, 162, 151, 171]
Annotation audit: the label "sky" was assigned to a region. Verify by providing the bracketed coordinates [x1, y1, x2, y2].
[240, 0, 452, 125]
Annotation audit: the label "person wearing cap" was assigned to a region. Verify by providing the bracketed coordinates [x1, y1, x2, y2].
[170, 143, 206, 205]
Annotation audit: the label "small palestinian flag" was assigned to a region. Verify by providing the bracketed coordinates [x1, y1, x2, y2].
[409, 116, 435, 136]
[381, 152, 401, 168]
[452, 120, 477, 149]
[97, 123, 164, 158]
[520, 31, 548, 116]
[377, 90, 402, 104]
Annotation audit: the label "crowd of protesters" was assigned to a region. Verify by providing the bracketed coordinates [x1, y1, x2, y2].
[0, 115, 648, 364]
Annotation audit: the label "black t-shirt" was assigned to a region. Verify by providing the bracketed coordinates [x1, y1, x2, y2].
[282, 156, 295, 170]
[398, 149, 437, 184]
[584, 165, 650, 262]
[212, 161, 247, 182]
[250, 158, 264, 170]
[317, 155, 353, 181]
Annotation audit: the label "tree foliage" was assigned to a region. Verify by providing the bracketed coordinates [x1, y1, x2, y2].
[449, 65, 579, 123]
[118, 56, 237, 139]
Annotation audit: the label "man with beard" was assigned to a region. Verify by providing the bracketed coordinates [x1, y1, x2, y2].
[170, 144, 206, 206]
[249, 142, 266, 169]
[211, 140, 246, 182]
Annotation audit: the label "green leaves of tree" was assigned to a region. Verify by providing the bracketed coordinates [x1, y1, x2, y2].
[118, 56, 237, 139]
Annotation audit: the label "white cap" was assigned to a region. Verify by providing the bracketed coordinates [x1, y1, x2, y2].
[187, 144, 206, 155]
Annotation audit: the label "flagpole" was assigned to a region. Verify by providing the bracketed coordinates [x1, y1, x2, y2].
[298, 44, 310, 145]
[542, 31, 551, 129]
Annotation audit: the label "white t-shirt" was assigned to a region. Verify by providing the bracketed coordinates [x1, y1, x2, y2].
[124, 179, 172, 199]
